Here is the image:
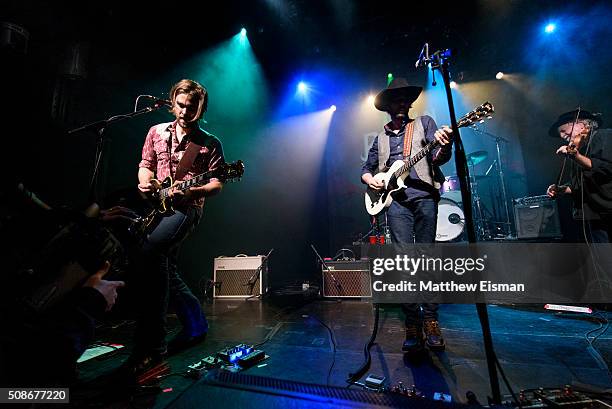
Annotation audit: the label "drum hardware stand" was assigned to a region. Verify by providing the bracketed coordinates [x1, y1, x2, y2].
[468, 162, 491, 241]
[471, 127, 514, 239]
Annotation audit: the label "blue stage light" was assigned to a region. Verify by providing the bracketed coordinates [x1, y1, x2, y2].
[297, 81, 308, 93]
[544, 23, 556, 34]
[240, 28, 247, 37]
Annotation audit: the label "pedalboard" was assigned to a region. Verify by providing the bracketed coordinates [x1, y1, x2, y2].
[188, 343, 268, 376]
[505, 386, 611, 409]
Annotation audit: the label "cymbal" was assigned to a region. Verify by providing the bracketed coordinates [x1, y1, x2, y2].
[466, 150, 488, 166]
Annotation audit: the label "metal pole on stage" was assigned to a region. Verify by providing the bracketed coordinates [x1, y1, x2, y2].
[495, 136, 512, 237]
[418, 46, 502, 404]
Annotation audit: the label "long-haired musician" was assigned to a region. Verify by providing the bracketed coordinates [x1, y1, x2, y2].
[546, 109, 612, 243]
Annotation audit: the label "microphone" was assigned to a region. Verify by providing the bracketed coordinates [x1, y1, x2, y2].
[142, 95, 172, 107]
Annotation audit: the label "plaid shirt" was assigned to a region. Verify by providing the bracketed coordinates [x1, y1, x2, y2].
[139, 121, 225, 208]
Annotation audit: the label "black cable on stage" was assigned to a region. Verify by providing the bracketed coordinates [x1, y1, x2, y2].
[346, 304, 380, 384]
[311, 315, 338, 386]
[584, 311, 612, 384]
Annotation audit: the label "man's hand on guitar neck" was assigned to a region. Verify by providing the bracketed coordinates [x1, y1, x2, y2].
[435, 126, 453, 148]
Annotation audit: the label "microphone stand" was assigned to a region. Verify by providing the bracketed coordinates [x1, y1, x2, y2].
[310, 244, 342, 295]
[68, 102, 168, 203]
[245, 248, 274, 299]
[471, 128, 513, 238]
[421, 46, 502, 404]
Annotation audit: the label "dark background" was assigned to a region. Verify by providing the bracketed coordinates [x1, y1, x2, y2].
[3, 0, 611, 292]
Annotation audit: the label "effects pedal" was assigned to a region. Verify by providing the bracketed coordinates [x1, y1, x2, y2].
[388, 381, 422, 398]
[188, 343, 268, 375]
[506, 386, 612, 409]
[236, 349, 266, 367]
[365, 374, 386, 390]
[217, 344, 254, 363]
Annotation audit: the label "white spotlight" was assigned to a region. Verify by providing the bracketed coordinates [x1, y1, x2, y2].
[367, 95, 375, 105]
[330, 105, 337, 112]
[496, 72, 504, 80]
[450, 81, 457, 89]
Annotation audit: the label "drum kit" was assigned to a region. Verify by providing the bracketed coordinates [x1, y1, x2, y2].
[436, 149, 512, 242]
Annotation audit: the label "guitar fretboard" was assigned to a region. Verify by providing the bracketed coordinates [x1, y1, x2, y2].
[393, 140, 440, 178]
[391, 110, 484, 179]
[160, 171, 214, 199]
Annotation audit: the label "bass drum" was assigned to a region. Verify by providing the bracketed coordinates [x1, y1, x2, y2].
[436, 198, 465, 242]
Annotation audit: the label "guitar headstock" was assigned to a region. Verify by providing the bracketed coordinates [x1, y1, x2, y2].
[217, 160, 245, 182]
[457, 101, 494, 128]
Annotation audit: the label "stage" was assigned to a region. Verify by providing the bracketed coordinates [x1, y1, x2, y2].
[73, 299, 612, 408]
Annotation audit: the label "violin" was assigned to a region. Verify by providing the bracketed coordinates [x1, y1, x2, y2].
[550, 123, 591, 196]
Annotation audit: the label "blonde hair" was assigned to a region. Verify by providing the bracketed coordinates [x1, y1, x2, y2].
[169, 79, 208, 122]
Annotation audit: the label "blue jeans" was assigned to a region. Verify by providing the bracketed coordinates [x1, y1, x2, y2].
[387, 198, 440, 326]
[134, 207, 208, 354]
[387, 198, 438, 244]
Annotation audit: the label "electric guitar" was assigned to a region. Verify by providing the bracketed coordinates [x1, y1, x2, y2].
[364, 102, 494, 216]
[140, 160, 245, 227]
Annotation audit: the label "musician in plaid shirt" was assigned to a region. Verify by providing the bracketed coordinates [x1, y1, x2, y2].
[122, 79, 224, 377]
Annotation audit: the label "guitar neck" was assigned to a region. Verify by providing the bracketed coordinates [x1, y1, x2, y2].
[394, 121, 471, 178]
[160, 170, 214, 198]
[394, 139, 441, 178]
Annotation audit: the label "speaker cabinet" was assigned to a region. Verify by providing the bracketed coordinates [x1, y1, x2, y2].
[514, 199, 562, 239]
[322, 260, 371, 298]
[213, 256, 268, 298]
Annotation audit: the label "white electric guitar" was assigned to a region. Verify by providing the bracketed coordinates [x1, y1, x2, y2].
[364, 102, 494, 216]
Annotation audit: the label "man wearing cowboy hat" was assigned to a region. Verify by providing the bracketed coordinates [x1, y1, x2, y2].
[546, 109, 612, 242]
[361, 77, 453, 352]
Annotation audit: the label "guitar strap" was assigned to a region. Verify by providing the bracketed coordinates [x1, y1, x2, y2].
[402, 120, 415, 159]
[377, 119, 416, 172]
[175, 141, 202, 181]
[174, 127, 215, 180]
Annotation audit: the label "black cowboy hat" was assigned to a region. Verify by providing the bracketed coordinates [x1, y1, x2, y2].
[374, 77, 423, 112]
[548, 109, 603, 137]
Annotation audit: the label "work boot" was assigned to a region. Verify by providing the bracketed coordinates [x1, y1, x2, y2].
[402, 324, 425, 352]
[424, 319, 445, 351]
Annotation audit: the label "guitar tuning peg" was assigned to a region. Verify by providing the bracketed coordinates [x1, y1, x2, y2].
[487, 115, 493, 119]
[479, 119, 485, 123]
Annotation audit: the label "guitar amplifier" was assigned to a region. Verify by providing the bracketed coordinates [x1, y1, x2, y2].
[513, 196, 562, 239]
[213, 255, 268, 298]
[322, 260, 371, 298]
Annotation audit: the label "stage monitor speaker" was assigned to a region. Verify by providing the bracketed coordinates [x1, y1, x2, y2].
[513, 197, 562, 239]
[322, 260, 371, 298]
[213, 255, 267, 298]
